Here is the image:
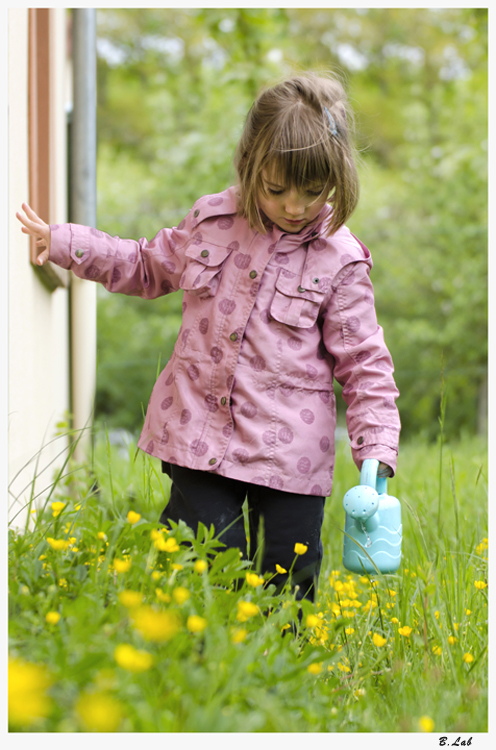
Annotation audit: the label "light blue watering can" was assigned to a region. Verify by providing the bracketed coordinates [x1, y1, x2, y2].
[342, 458, 402, 574]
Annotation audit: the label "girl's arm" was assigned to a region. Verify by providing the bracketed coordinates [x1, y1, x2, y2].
[16, 202, 190, 299]
[322, 261, 401, 475]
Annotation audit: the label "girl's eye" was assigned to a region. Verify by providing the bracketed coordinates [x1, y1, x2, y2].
[267, 188, 284, 195]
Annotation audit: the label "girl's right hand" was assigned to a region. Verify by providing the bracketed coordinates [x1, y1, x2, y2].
[16, 203, 51, 266]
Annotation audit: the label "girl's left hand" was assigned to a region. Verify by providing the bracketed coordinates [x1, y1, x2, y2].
[378, 462, 393, 478]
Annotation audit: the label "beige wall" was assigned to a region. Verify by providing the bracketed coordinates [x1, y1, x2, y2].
[8, 8, 71, 529]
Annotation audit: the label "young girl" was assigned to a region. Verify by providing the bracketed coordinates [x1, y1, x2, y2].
[17, 73, 400, 602]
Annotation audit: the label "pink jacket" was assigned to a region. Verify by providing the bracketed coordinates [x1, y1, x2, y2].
[49, 186, 400, 496]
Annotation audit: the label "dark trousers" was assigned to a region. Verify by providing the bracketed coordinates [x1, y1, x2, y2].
[160, 463, 325, 602]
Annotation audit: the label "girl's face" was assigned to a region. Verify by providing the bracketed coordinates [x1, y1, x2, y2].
[257, 169, 328, 233]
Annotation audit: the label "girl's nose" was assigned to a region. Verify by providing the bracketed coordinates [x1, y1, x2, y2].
[284, 192, 306, 216]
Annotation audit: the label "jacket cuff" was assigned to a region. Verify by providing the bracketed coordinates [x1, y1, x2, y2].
[48, 223, 74, 269]
[351, 444, 398, 477]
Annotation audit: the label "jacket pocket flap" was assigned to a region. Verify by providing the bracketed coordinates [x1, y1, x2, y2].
[270, 270, 323, 328]
[185, 242, 233, 268]
[275, 269, 324, 303]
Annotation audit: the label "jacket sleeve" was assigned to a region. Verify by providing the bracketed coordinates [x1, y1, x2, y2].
[321, 260, 401, 475]
[48, 210, 194, 299]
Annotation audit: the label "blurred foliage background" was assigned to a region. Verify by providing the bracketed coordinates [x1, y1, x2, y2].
[94, 7, 487, 442]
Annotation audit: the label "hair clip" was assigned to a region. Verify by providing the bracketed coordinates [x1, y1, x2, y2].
[324, 107, 339, 137]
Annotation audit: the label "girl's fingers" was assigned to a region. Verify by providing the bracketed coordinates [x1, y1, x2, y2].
[17, 212, 48, 239]
[36, 249, 50, 266]
[22, 202, 45, 224]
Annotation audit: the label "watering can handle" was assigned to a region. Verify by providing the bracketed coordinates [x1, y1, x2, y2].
[360, 458, 388, 495]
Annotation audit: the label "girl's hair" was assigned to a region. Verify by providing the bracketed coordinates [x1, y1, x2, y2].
[234, 73, 359, 236]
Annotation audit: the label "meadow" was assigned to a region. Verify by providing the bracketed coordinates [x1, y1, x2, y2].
[8, 431, 488, 733]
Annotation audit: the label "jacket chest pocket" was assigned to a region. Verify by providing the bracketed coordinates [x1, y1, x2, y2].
[270, 269, 324, 328]
[179, 242, 233, 298]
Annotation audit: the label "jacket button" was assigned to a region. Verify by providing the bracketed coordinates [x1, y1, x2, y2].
[75, 249, 84, 258]
[297, 285, 305, 293]
[249, 270, 257, 279]
[200, 249, 209, 258]
[220, 396, 227, 406]
[208, 457, 217, 465]
[230, 332, 238, 342]
[357, 436, 364, 445]
[194, 209, 200, 217]
[313, 277, 320, 284]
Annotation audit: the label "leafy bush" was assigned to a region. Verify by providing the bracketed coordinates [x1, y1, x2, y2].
[9, 433, 487, 732]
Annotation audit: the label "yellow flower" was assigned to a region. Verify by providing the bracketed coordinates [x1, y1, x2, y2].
[127, 510, 141, 525]
[51, 501, 66, 517]
[345, 627, 355, 636]
[46, 537, 70, 551]
[419, 716, 435, 732]
[466, 609, 471, 616]
[131, 606, 180, 642]
[307, 662, 322, 675]
[154, 535, 180, 553]
[113, 558, 132, 573]
[432, 645, 442, 655]
[151, 571, 162, 581]
[194, 559, 208, 574]
[118, 590, 143, 609]
[155, 588, 172, 603]
[398, 626, 412, 637]
[337, 662, 351, 673]
[58, 578, 68, 588]
[237, 600, 260, 622]
[453, 622, 459, 631]
[246, 572, 264, 587]
[474, 580, 487, 590]
[372, 633, 387, 647]
[306, 614, 320, 629]
[114, 644, 153, 673]
[231, 628, 248, 643]
[187, 615, 207, 633]
[97, 531, 107, 541]
[391, 617, 399, 624]
[463, 653, 474, 664]
[275, 564, 287, 574]
[8, 657, 52, 727]
[294, 543, 308, 555]
[334, 580, 344, 592]
[434, 610, 440, 619]
[76, 691, 123, 732]
[172, 586, 190, 605]
[172, 563, 183, 571]
[448, 636, 457, 645]
[45, 611, 61, 625]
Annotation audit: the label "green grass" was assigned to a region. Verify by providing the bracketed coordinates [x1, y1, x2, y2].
[8, 431, 487, 733]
